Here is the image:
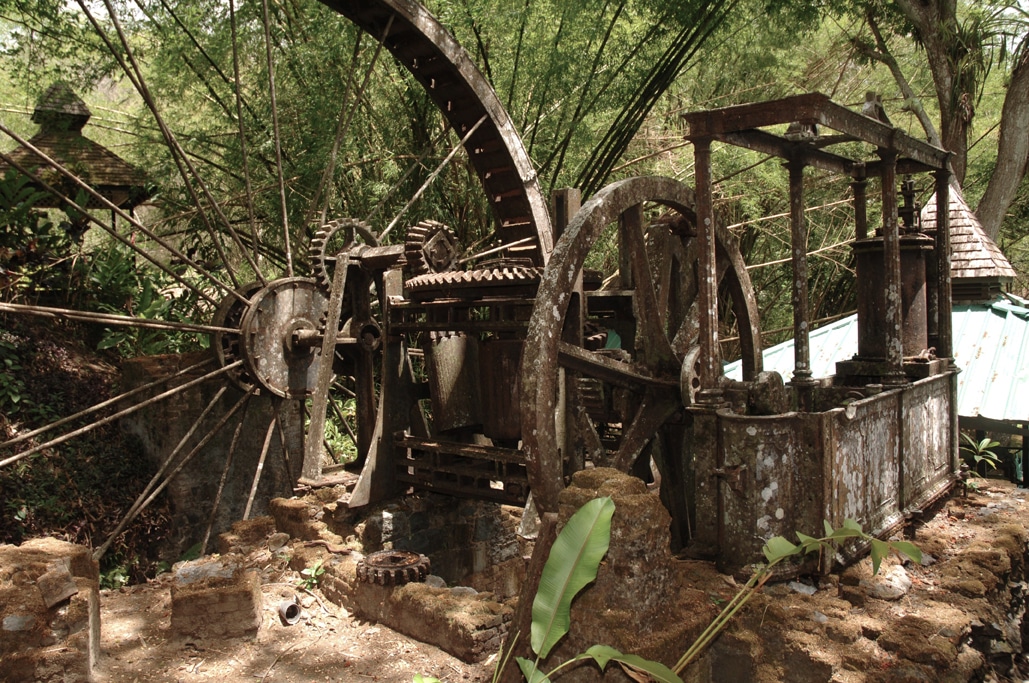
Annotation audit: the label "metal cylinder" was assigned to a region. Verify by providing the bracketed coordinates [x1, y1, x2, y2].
[278, 600, 301, 625]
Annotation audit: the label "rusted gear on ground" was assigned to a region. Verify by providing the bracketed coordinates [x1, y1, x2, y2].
[356, 550, 431, 586]
[404, 220, 459, 277]
[309, 218, 378, 293]
[404, 259, 543, 301]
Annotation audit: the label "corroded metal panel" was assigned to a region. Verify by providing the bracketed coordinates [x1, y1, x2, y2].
[900, 374, 955, 510]
[716, 411, 824, 566]
[824, 391, 902, 537]
[426, 334, 483, 432]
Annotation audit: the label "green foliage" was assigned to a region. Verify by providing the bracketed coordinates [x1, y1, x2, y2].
[508, 496, 682, 683]
[298, 558, 325, 591]
[0, 335, 28, 414]
[475, 502, 921, 683]
[0, 169, 73, 297]
[529, 497, 615, 661]
[100, 564, 130, 590]
[960, 432, 1003, 475]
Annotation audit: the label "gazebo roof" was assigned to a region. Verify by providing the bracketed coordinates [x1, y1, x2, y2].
[920, 186, 1015, 283]
[0, 82, 150, 211]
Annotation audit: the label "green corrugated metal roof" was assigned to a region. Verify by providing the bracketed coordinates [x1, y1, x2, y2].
[724, 295, 1029, 422]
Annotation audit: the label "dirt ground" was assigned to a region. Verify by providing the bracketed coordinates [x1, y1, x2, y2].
[95, 574, 495, 683]
[93, 478, 1029, 683]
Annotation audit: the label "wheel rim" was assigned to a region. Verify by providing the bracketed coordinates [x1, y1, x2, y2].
[520, 176, 762, 515]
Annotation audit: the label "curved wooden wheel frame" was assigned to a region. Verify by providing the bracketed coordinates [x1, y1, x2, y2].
[520, 176, 762, 515]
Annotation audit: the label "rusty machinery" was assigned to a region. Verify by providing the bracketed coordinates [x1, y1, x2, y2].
[0, 0, 958, 575]
[203, 0, 958, 572]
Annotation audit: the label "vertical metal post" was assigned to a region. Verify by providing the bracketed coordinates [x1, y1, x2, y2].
[694, 137, 721, 404]
[880, 150, 905, 384]
[552, 189, 584, 475]
[851, 165, 867, 240]
[788, 157, 813, 409]
[934, 170, 953, 359]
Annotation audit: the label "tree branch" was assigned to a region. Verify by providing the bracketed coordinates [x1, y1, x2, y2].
[866, 13, 943, 148]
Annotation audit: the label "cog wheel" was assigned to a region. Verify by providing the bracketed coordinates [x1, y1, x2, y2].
[310, 218, 378, 292]
[404, 259, 543, 301]
[356, 550, 431, 586]
[405, 220, 459, 277]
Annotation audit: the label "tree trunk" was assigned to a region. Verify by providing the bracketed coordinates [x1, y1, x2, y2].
[976, 53, 1029, 242]
[891, 0, 969, 183]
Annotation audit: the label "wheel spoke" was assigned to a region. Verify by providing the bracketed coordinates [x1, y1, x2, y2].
[0, 361, 243, 469]
[0, 302, 238, 336]
[260, 0, 293, 277]
[557, 342, 677, 391]
[622, 204, 677, 368]
[610, 391, 678, 471]
[94, 383, 257, 560]
[0, 356, 214, 452]
[244, 412, 278, 520]
[379, 115, 487, 242]
[0, 137, 235, 306]
[567, 378, 607, 466]
[200, 392, 255, 555]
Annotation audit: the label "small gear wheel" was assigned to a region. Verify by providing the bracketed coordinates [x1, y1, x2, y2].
[356, 550, 431, 586]
[405, 220, 459, 277]
[310, 218, 378, 292]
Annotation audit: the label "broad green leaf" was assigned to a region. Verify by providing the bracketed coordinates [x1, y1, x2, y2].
[869, 538, 889, 575]
[516, 657, 550, 683]
[531, 497, 615, 659]
[762, 536, 798, 563]
[795, 531, 821, 552]
[823, 519, 834, 536]
[582, 646, 683, 683]
[890, 540, 922, 565]
[843, 518, 862, 531]
[826, 527, 864, 541]
[412, 676, 441, 683]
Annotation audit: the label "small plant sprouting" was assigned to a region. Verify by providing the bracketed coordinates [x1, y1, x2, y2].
[298, 559, 326, 591]
[960, 432, 1002, 477]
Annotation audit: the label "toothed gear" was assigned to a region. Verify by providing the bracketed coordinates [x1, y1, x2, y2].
[404, 259, 543, 301]
[404, 220, 459, 277]
[356, 550, 431, 586]
[309, 218, 378, 292]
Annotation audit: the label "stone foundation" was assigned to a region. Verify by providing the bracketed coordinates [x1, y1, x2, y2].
[169, 558, 263, 639]
[0, 538, 100, 683]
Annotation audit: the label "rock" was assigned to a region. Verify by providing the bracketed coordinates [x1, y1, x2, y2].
[788, 580, 817, 595]
[862, 565, 912, 600]
[267, 532, 290, 552]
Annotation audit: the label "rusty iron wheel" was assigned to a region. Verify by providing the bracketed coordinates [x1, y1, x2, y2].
[356, 549, 431, 585]
[0, 0, 558, 559]
[404, 262, 543, 301]
[519, 176, 763, 516]
[309, 218, 379, 294]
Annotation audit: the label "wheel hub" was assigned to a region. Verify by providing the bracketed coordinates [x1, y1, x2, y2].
[237, 278, 330, 399]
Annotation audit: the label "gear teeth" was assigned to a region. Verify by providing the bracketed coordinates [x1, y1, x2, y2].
[356, 550, 431, 586]
[309, 218, 376, 294]
[405, 220, 458, 277]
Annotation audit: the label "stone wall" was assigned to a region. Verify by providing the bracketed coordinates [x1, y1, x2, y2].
[0, 538, 99, 683]
[120, 352, 297, 560]
[340, 492, 524, 594]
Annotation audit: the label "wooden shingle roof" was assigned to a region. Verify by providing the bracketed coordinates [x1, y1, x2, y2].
[0, 82, 150, 210]
[921, 186, 1016, 282]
